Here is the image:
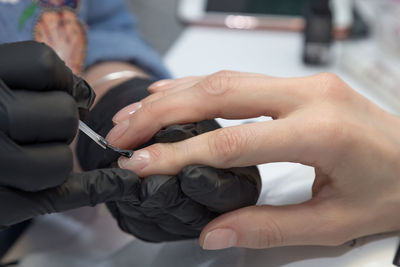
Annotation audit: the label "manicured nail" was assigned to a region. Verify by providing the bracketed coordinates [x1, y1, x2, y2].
[112, 102, 142, 124]
[106, 119, 129, 143]
[149, 79, 174, 90]
[202, 229, 237, 250]
[118, 150, 150, 171]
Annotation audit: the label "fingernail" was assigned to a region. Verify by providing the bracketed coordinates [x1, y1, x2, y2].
[112, 102, 142, 124]
[118, 150, 150, 171]
[202, 229, 237, 250]
[149, 79, 174, 90]
[106, 119, 129, 143]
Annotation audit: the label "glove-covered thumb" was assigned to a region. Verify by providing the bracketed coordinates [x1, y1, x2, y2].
[0, 168, 140, 228]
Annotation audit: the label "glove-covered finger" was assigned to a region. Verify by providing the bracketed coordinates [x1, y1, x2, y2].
[140, 175, 217, 229]
[0, 168, 140, 229]
[0, 133, 72, 191]
[108, 175, 218, 242]
[107, 202, 198, 242]
[179, 165, 261, 213]
[0, 41, 95, 117]
[0, 81, 78, 144]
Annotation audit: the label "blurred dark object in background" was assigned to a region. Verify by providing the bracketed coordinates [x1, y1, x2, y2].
[394, 242, 400, 266]
[206, 0, 310, 16]
[302, 0, 332, 65]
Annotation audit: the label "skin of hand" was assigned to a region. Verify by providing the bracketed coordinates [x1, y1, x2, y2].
[83, 61, 148, 106]
[106, 70, 400, 250]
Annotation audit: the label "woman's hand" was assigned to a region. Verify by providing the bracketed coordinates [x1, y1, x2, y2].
[107, 71, 400, 249]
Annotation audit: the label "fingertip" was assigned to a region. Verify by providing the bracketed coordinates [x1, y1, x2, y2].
[117, 150, 150, 175]
[199, 210, 240, 250]
[199, 206, 263, 249]
[201, 228, 238, 250]
[148, 79, 175, 92]
[117, 156, 128, 169]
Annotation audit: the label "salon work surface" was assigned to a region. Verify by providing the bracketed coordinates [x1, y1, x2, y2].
[5, 27, 400, 267]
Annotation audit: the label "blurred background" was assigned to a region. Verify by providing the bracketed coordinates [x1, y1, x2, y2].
[127, 0, 184, 55]
[127, 0, 400, 114]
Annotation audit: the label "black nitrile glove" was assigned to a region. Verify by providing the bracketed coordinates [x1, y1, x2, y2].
[0, 41, 140, 229]
[77, 78, 262, 242]
[0, 41, 94, 120]
[107, 123, 261, 242]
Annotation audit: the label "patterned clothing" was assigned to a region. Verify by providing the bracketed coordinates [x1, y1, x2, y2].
[0, 0, 169, 78]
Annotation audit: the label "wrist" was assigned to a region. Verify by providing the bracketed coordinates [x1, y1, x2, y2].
[84, 61, 149, 106]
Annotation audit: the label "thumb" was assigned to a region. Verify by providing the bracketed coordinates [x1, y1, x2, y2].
[199, 203, 345, 250]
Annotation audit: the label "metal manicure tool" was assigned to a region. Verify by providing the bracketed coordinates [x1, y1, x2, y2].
[78, 120, 134, 158]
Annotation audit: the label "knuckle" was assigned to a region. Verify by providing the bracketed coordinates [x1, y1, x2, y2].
[255, 217, 286, 248]
[208, 128, 247, 165]
[58, 93, 78, 126]
[316, 72, 342, 89]
[146, 143, 164, 163]
[142, 91, 165, 105]
[147, 143, 183, 175]
[141, 100, 158, 117]
[314, 72, 346, 99]
[31, 41, 53, 57]
[37, 45, 61, 76]
[199, 70, 237, 96]
[59, 92, 78, 115]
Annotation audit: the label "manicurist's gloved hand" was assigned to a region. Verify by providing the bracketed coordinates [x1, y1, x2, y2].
[77, 78, 261, 241]
[0, 41, 141, 229]
[107, 122, 261, 242]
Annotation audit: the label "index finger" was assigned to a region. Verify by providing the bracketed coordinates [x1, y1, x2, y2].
[107, 71, 313, 149]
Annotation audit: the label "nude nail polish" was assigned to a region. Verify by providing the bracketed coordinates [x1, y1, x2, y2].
[118, 150, 150, 171]
[112, 102, 142, 124]
[202, 229, 237, 250]
[106, 119, 129, 143]
[149, 79, 174, 90]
